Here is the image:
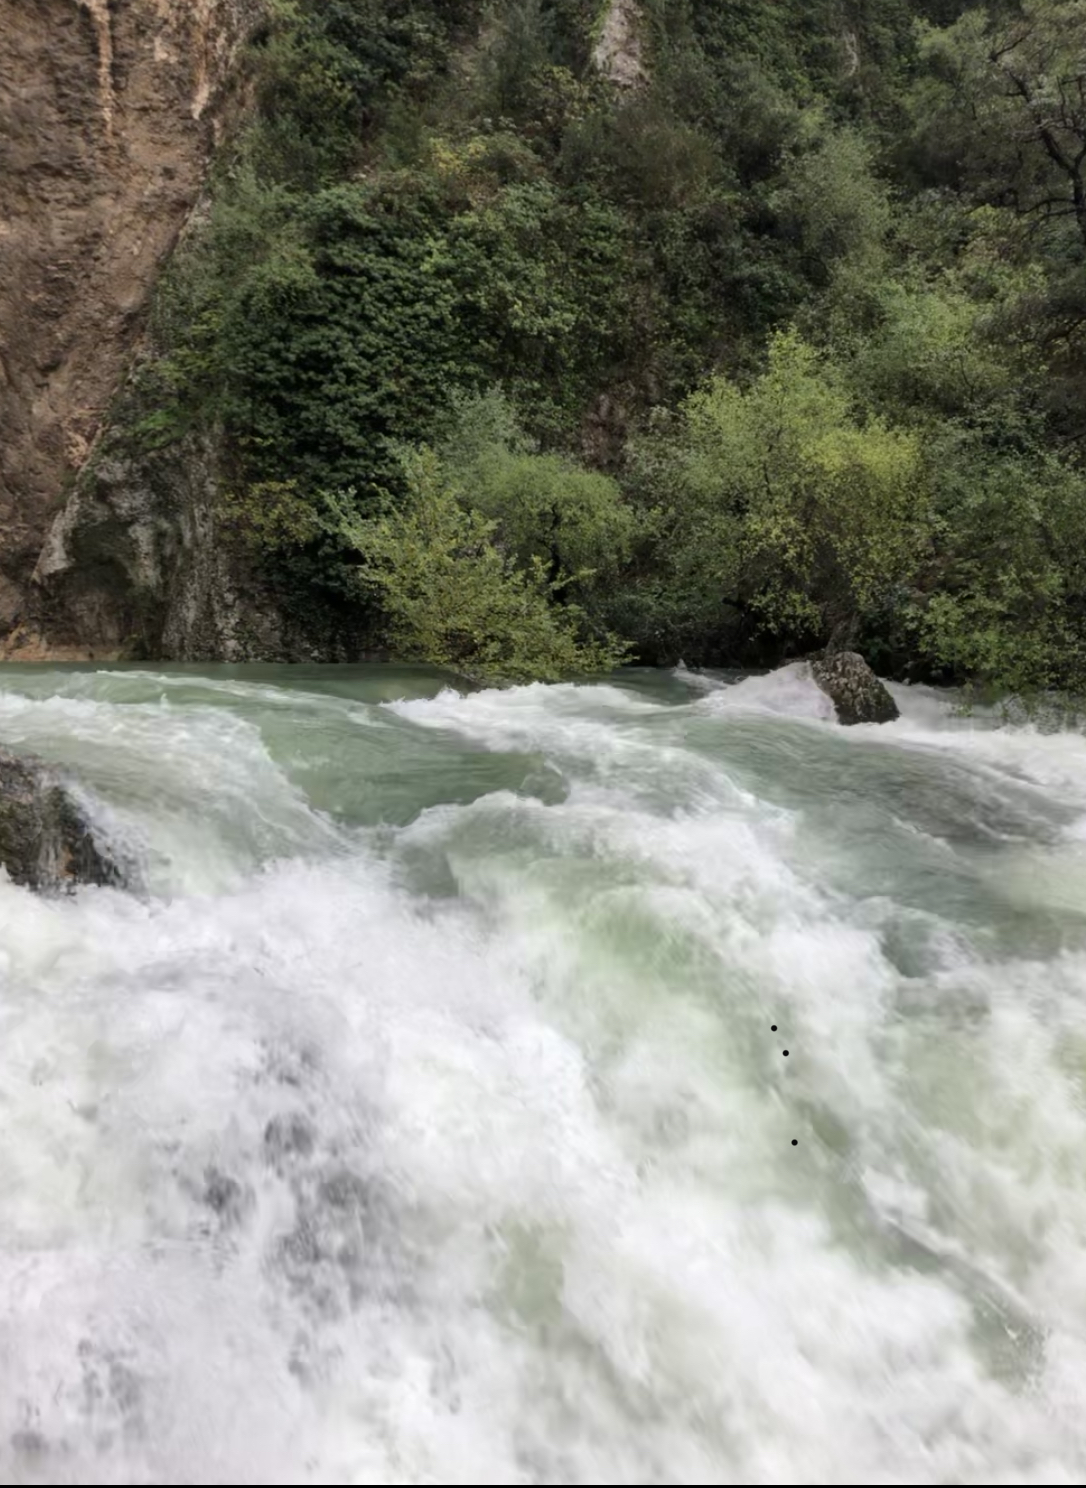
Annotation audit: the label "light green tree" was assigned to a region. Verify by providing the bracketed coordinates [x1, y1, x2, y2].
[667, 330, 930, 645]
[339, 448, 628, 683]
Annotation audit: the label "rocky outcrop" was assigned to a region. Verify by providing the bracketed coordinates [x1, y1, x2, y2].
[0, 0, 264, 659]
[32, 406, 376, 662]
[810, 651, 899, 726]
[0, 746, 122, 890]
[34, 419, 282, 660]
[593, 0, 646, 89]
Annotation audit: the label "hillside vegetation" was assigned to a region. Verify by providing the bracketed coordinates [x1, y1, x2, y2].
[139, 0, 1086, 689]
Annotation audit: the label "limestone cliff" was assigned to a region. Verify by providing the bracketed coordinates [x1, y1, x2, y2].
[0, 0, 263, 659]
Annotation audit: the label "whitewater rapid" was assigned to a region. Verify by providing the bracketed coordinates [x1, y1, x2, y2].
[1, 661, 1085, 1484]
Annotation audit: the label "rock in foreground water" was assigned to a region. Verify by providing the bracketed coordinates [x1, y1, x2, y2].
[810, 652, 899, 726]
[0, 747, 122, 891]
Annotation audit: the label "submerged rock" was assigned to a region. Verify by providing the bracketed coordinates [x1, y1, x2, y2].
[0, 747, 122, 891]
[810, 651, 899, 726]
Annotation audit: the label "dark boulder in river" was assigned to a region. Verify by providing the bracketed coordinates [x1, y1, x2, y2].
[809, 652, 899, 726]
[0, 746, 122, 891]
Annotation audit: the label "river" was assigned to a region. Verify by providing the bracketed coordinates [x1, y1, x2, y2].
[1, 661, 1085, 1484]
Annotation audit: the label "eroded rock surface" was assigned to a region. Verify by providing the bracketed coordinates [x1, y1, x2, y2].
[810, 651, 900, 726]
[0, 745, 122, 890]
[0, 0, 263, 658]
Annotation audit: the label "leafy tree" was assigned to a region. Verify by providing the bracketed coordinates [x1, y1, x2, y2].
[122, 0, 1086, 695]
[912, 2, 1086, 248]
[339, 449, 627, 681]
[772, 117, 893, 332]
[659, 330, 930, 647]
[840, 260, 1048, 428]
[436, 390, 635, 588]
[909, 433, 1086, 690]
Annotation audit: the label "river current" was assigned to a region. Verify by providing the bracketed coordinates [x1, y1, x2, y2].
[1, 661, 1085, 1484]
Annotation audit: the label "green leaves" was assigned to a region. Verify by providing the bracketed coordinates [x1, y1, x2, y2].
[339, 448, 628, 682]
[123, 0, 1086, 696]
[669, 330, 930, 638]
[907, 435, 1086, 692]
[436, 390, 635, 585]
[912, 1, 1086, 249]
[625, 317, 1086, 693]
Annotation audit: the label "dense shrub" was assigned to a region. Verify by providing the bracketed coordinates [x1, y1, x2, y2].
[338, 448, 628, 682]
[131, 0, 1086, 693]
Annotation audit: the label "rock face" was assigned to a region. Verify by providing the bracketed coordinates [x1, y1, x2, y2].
[810, 651, 900, 726]
[0, 0, 264, 659]
[593, 0, 646, 89]
[0, 746, 122, 890]
[33, 411, 376, 662]
[35, 420, 288, 661]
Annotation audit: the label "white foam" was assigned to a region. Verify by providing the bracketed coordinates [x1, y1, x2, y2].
[697, 661, 838, 721]
[2, 664, 1086, 1482]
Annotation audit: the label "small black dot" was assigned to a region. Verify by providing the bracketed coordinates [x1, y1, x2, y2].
[783, 1049, 789, 1056]
[791, 1139, 798, 1146]
[771, 1024, 778, 1032]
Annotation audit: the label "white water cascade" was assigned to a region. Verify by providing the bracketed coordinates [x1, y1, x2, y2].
[1, 661, 1085, 1484]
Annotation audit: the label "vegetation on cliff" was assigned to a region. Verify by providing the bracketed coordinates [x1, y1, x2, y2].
[139, 0, 1086, 688]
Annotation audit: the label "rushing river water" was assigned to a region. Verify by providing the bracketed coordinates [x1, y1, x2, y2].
[1, 661, 1086, 1484]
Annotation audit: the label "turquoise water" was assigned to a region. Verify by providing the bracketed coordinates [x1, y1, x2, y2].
[1, 661, 1085, 1484]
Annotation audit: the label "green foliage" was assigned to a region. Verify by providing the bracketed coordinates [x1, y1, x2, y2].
[218, 479, 328, 552]
[622, 320, 1086, 691]
[773, 120, 892, 308]
[901, 0, 1086, 445]
[437, 391, 635, 585]
[559, 92, 722, 209]
[434, 386, 535, 466]
[837, 247, 1050, 430]
[153, 116, 636, 513]
[643, 331, 930, 647]
[333, 392, 634, 679]
[215, 180, 471, 494]
[907, 433, 1086, 691]
[477, 0, 556, 121]
[443, 177, 633, 426]
[126, 0, 1086, 695]
[339, 448, 628, 681]
[255, 0, 484, 181]
[909, 2, 1086, 247]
